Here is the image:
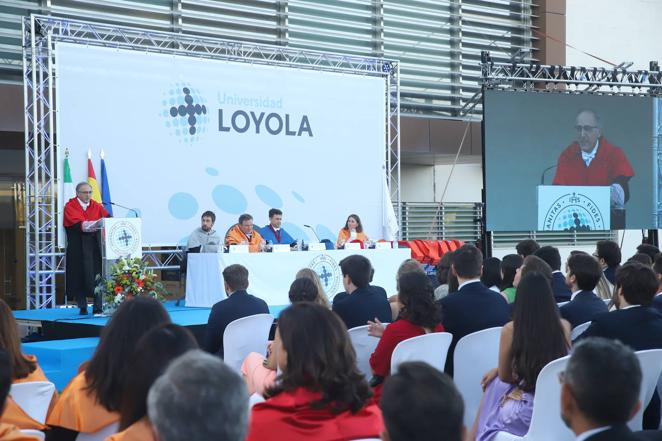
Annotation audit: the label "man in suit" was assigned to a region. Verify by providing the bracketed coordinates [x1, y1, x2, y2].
[204, 264, 269, 358]
[652, 255, 662, 313]
[595, 240, 621, 285]
[560, 338, 662, 441]
[332, 255, 391, 330]
[581, 262, 662, 429]
[439, 244, 510, 376]
[560, 253, 607, 328]
[535, 246, 572, 302]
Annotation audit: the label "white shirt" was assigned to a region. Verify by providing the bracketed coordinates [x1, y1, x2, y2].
[458, 279, 481, 290]
[576, 426, 610, 441]
[656, 291, 662, 297]
[581, 139, 600, 167]
[620, 304, 642, 310]
[77, 198, 90, 211]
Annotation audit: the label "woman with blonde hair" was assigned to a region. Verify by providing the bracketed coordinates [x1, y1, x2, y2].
[0, 299, 55, 431]
[295, 268, 330, 308]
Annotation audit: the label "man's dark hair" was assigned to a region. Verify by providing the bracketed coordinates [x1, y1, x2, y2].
[381, 362, 464, 441]
[201, 210, 216, 223]
[565, 338, 640, 426]
[628, 253, 652, 266]
[534, 246, 562, 271]
[268, 208, 282, 218]
[288, 277, 319, 304]
[339, 255, 372, 289]
[516, 239, 540, 257]
[0, 349, 11, 406]
[566, 253, 602, 291]
[452, 245, 482, 279]
[238, 213, 253, 224]
[596, 240, 621, 268]
[653, 254, 662, 277]
[636, 243, 660, 262]
[222, 264, 249, 291]
[615, 262, 658, 306]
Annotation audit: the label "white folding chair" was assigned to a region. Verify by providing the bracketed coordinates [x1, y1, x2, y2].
[629, 349, 662, 431]
[570, 321, 591, 341]
[9, 381, 55, 424]
[21, 430, 45, 440]
[453, 327, 502, 427]
[493, 355, 574, 441]
[75, 422, 119, 441]
[348, 324, 388, 379]
[223, 313, 274, 372]
[390, 332, 452, 374]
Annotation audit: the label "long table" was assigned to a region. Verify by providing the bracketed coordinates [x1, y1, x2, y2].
[185, 248, 412, 307]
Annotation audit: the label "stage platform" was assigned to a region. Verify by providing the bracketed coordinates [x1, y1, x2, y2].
[15, 301, 286, 390]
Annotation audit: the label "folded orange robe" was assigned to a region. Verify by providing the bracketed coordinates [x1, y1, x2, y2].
[2, 356, 56, 431]
[336, 229, 369, 249]
[105, 417, 153, 441]
[46, 372, 119, 434]
[0, 423, 41, 441]
[224, 224, 264, 253]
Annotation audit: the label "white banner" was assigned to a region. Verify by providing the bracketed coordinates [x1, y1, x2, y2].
[55, 42, 387, 246]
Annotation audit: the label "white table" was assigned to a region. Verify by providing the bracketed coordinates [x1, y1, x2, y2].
[185, 248, 412, 307]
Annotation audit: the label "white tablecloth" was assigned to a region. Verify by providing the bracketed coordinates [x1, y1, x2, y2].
[185, 248, 412, 307]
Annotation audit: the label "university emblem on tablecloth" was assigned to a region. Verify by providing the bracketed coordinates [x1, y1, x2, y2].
[308, 254, 341, 298]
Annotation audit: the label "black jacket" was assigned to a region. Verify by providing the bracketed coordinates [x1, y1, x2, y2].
[560, 290, 608, 328]
[332, 285, 391, 330]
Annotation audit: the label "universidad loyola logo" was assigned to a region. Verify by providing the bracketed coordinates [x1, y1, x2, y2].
[170, 87, 207, 135]
[161, 84, 209, 143]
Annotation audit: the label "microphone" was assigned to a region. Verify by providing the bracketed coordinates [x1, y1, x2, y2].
[540, 164, 557, 185]
[110, 202, 139, 218]
[303, 224, 321, 242]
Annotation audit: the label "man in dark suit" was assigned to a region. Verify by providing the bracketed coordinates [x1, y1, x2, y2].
[559, 253, 607, 328]
[203, 264, 269, 358]
[534, 246, 571, 302]
[332, 255, 391, 330]
[560, 338, 662, 441]
[439, 244, 510, 376]
[581, 262, 662, 430]
[595, 240, 621, 285]
[652, 255, 662, 313]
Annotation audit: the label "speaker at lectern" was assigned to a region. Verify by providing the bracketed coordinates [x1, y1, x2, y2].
[100, 218, 142, 277]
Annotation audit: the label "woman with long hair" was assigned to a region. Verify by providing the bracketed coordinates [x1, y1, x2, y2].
[473, 272, 570, 440]
[368, 271, 444, 402]
[336, 214, 369, 249]
[46, 297, 170, 441]
[0, 299, 55, 431]
[294, 268, 330, 308]
[481, 257, 502, 293]
[107, 324, 198, 441]
[246, 302, 382, 440]
[500, 254, 523, 303]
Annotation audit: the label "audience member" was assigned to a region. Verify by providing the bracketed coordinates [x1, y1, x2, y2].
[204, 264, 269, 358]
[0, 299, 54, 431]
[109, 324, 198, 441]
[368, 272, 443, 402]
[388, 258, 426, 321]
[332, 255, 391, 329]
[47, 297, 170, 440]
[434, 252, 453, 300]
[381, 361, 465, 441]
[582, 262, 662, 429]
[560, 253, 607, 328]
[0, 349, 40, 441]
[628, 253, 653, 266]
[561, 338, 658, 441]
[636, 243, 660, 263]
[499, 254, 523, 303]
[440, 244, 510, 376]
[513, 255, 553, 288]
[535, 246, 572, 302]
[481, 257, 502, 293]
[516, 239, 540, 258]
[595, 240, 621, 285]
[246, 303, 382, 440]
[148, 350, 249, 441]
[295, 268, 330, 308]
[473, 272, 570, 440]
[653, 254, 662, 312]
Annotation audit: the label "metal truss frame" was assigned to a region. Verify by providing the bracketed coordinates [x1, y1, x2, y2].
[22, 14, 400, 308]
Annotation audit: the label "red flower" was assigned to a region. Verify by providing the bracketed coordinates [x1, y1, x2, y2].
[137, 279, 145, 287]
[114, 286, 123, 294]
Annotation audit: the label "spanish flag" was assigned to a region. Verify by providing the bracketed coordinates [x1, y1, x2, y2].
[87, 151, 102, 203]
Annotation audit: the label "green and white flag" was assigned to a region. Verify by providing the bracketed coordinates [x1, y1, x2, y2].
[63, 150, 74, 199]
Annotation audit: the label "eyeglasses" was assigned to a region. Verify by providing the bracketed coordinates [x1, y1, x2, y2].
[575, 125, 598, 132]
[77, 191, 93, 194]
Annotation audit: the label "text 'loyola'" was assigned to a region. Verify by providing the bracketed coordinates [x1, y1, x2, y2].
[218, 109, 313, 137]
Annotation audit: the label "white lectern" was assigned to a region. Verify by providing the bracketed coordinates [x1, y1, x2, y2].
[100, 218, 142, 277]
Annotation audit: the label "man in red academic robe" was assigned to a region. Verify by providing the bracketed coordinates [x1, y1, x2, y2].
[553, 109, 634, 229]
[63, 182, 110, 314]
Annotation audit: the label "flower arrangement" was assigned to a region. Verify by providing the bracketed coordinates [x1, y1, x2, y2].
[95, 257, 167, 313]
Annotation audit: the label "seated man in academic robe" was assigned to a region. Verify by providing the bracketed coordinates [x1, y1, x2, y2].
[224, 213, 265, 253]
[258, 208, 295, 245]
